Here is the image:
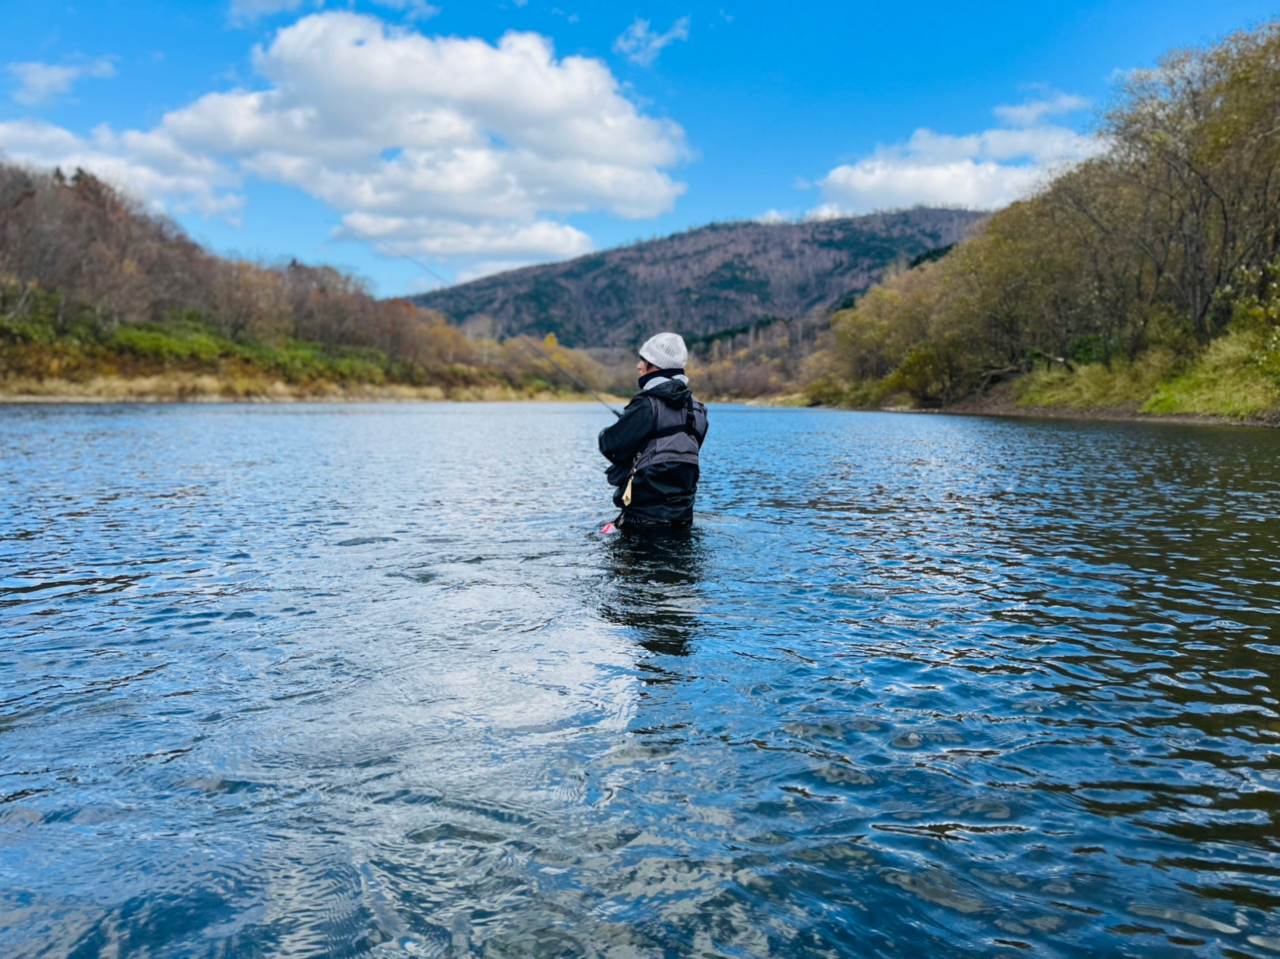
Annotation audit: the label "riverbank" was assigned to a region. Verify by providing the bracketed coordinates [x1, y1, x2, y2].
[942, 380, 1280, 428]
[0, 373, 618, 404]
[0, 310, 630, 405]
[745, 381, 1280, 427]
[792, 333, 1280, 428]
[13, 375, 1272, 429]
[0, 286, 628, 406]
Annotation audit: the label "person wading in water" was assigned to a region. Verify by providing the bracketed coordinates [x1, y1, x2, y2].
[599, 332, 709, 529]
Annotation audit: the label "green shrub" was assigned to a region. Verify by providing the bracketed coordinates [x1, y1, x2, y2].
[107, 324, 231, 364]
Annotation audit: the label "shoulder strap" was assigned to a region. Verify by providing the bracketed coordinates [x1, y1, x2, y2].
[650, 394, 702, 439]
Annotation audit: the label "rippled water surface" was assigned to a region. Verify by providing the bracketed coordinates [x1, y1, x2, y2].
[4, 402, 1280, 958]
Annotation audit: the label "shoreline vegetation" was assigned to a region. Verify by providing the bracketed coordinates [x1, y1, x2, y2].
[795, 22, 1280, 427]
[0, 296, 626, 404]
[6, 24, 1280, 428]
[0, 308, 626, 405]
[0, 163, 632, 407]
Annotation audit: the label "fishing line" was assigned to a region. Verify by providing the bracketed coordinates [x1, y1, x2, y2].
[514, 335, 622, 418]
[336, 221, 453, 289]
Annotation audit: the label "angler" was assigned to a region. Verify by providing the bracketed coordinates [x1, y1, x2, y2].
[599, 333, 709, 529]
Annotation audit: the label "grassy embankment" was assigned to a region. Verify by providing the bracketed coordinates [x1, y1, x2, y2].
[1012, 335, 1279, 420]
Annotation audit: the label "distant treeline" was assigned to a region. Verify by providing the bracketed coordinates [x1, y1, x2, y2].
[0, 162, 613, 397]
[810, 22, 1280, 417]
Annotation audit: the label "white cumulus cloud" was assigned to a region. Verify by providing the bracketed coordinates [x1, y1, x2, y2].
[613, 16, 691, 67]
[340, 211, 592, 260]
[7, 58, 116, 106]
[0, 118, 243, 217]
[0, 12, 688, 269]
[812, 92, 1099, 215]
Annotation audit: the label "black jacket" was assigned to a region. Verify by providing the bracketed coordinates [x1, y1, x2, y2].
[598, 379, 708, 525]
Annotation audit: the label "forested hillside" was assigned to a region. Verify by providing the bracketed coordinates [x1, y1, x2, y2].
[0, 163, 611, 399]
[412, 210, 982, 348]
[810, 22, 1280, 421]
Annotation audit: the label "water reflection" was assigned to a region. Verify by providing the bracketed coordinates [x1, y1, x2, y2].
[599, 527, 708, 660]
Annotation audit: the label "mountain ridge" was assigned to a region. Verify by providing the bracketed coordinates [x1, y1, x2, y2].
[412, 208, 984, 349]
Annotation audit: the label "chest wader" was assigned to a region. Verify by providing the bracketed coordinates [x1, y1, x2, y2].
[621, 392, 708, 510]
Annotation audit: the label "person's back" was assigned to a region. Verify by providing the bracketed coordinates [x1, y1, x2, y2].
[598, 333, 708, 528]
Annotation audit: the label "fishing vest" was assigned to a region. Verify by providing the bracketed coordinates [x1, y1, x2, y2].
[632, 392, 708, 478]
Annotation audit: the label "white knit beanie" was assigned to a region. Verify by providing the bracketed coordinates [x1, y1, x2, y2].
[639, 332, 688, 370]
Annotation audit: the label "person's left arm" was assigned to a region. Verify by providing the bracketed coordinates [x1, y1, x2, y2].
[598, 397, 653, 464]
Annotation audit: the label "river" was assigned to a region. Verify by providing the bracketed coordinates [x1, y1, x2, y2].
[3, 402, 1279, 957]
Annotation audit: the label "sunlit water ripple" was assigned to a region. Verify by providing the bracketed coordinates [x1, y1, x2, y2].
[2, 402, 1280, 958]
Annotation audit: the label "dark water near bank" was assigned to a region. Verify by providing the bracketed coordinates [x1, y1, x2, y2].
[3, 403, 1280, 958]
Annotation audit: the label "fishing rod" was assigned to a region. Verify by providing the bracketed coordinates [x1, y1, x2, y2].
[515, 335, 622, 418]
[338, 221, 621, 416]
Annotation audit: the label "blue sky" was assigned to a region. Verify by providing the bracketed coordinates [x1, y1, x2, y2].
[1, 0, 1275, 296]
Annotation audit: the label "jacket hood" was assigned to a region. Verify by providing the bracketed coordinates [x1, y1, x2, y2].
[642, 378, 692, 408]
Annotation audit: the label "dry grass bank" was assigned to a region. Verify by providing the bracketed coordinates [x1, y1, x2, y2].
[0, 372, 617, 404]
[945, 380, 1280, 428]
